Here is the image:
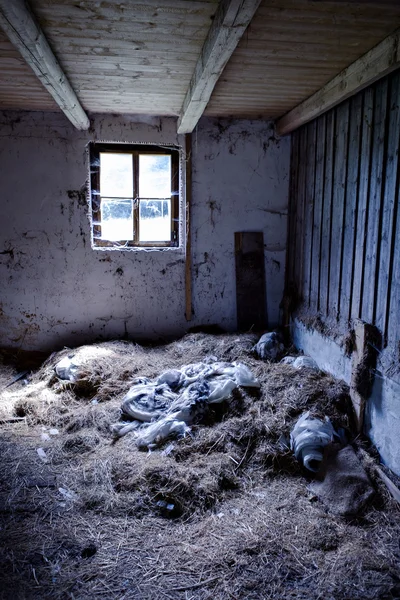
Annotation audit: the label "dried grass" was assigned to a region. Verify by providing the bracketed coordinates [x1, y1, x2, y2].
[0, 333, 399, 600]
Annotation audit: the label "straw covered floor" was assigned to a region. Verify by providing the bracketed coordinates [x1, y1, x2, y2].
[0, 333, 399, 599]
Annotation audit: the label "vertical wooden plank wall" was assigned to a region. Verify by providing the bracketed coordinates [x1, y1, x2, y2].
[287, 69, 400, 341]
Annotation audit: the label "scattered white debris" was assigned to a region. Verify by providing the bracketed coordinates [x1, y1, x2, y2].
[37, 448, 48, 462]
[281, 356, 296, 365]
[55, 356, 80, 382]
[161, 442, 175, 456]
[58, 487, 78, 501]
[292, 356, 319, 371]
[41, 432, 51, 442]
[49, 428, 59, 436]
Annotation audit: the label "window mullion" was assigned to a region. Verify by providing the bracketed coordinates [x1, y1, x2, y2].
[133, 153, 139, 244]
[92, 149, 102, 241]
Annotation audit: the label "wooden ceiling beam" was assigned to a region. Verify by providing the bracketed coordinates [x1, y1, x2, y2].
[0, 0, 89, 130]
[177, 0, 262, 134]
[276, 27, 400, 136]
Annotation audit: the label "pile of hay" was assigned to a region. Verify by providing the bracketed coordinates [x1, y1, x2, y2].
[0, 333, 399, 600]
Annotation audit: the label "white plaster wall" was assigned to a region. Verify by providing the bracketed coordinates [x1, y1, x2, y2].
[192, 118, 289, 330]
[0, 111, 289, 351]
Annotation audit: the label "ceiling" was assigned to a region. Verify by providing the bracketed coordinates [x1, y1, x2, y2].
[0, 0, 399, 125]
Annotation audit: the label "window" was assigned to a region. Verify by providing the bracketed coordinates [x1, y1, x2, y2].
[89, 143, 180, 248]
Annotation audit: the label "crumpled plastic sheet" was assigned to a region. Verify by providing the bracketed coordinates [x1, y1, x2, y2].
[113, 359, 260, 448]
[290, 411, 338, 472]
[253, 332, 284, 361]
[55, 356, 80, 382]
[281, 355, 319, 370]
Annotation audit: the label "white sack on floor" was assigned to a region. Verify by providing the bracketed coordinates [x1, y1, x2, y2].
[292, 356, 319, 371]
[114, 360, 260, 448]
[290, 411, 338, 472]
[280, 355, 319, 370]
[254, 332, 284, 361]
[55, 356, 80, 382]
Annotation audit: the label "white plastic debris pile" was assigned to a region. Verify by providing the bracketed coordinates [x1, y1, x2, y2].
[280, 356, 296, 365]
[290, 411, 338, 472]
[55, 355, 80, 382]
[254, 332, 285, 361]
[281, 355, 319, 370]
[113, 359, 260, 448]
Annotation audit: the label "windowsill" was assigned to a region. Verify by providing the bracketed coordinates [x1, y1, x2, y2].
[91, 243, 184, 253]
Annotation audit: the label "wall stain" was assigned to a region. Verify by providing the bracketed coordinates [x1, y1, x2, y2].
[0, 248, 14, 259]
[272, 260, 281, 272]
[262, 135, 278, 152]
[67, 185, 88, 207]
[194, 251, 215, 277]
[21, 230, 50, 244]
[207, 198, 221, 228]
[79, 226, 87, 248]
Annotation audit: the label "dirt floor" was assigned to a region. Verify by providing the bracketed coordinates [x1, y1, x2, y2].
[0, 333, 399, 600]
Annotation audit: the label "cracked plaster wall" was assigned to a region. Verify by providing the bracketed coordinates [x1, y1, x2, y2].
[0, 111, 289, 351]
[191, 118, 289, 332]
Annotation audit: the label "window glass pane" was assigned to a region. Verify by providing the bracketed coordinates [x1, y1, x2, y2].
[101, 198, 133, 241]
[139, 199, 170, 242]
[100, 153, 133, 197]
[139, 155, 171, 198]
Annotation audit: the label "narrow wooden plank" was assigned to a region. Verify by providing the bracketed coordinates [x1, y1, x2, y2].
[311, 114, 326, 314]
[384, 72, 400, 345]
[282, 129, 298, 331]
[287, 130, 299, 289]
[276, 28, 400, 135]
[294, 127, 307, 301]
[177, 0, 262, 133]
[235, 232, 267, 331]
[350, 321, 381, 431]
[375, 74, 400, 338]
[340, 91, 363, 325]
[319, 110, 335, 317]
[185, 134, 193, 322]
[361, 78, 388, 324]
[351, 87, 374, 322]
[329, 100, 349, 320]
[302, 119, 317, 308]
[387, 173, 400, 348]
[0, 0, 89, 129]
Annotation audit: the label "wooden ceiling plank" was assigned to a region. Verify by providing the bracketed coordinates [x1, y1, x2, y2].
[0, 0, 89, 129]
[177, 0, 262, 134]
[276, 27, 400, 136]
